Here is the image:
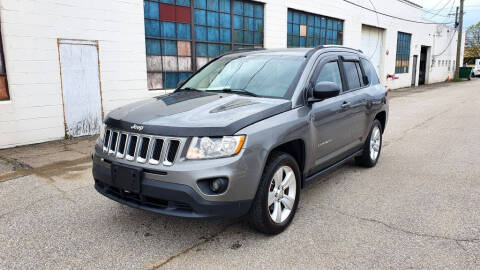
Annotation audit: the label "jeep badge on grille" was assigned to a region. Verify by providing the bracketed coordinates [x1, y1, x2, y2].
[130, 124, 144, 131]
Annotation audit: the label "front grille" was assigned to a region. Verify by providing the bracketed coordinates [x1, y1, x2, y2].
[102, 127, 185, 166]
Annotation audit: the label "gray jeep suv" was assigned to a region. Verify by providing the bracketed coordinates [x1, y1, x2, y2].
[92, 46, 388, 234]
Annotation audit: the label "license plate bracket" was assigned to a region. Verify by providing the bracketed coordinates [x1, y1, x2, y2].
[111, 163, 142, 193]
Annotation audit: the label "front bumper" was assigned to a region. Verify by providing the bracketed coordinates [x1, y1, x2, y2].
[92, 156, 252, 219]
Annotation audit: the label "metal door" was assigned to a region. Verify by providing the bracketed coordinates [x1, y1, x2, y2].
[59, 40, 103, 137]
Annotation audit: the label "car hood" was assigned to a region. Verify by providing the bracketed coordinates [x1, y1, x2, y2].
[105, 91, 292, 136]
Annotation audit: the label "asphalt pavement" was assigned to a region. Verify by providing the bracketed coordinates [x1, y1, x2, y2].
[1, 79, 479, 269]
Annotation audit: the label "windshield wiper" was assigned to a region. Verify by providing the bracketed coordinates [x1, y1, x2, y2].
[207, 88, 258, 97]
[176, 87, 201, 92]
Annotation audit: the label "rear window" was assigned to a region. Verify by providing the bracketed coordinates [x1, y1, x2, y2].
[343, 61, 362, 90]
[361, 58, 380, 85]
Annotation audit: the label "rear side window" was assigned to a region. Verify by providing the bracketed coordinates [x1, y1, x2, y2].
[342, 61, 362, 90]
[361, 58, 380, 85]
[315, 61, 343, 91]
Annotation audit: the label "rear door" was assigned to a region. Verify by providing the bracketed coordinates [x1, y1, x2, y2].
[338, 54, 369, 150]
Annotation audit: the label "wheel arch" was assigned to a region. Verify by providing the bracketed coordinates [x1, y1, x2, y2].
[265, 139, 306, 187]
[374, 111, 387, 133]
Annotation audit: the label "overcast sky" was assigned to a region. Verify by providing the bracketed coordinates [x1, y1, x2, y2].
[409, 0, 480, 28]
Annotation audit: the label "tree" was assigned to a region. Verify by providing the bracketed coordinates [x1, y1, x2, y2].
[465, 22, 480, 63]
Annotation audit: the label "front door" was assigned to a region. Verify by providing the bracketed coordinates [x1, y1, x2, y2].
[59, 39, 103, 137]
[308, 56, 352, 172]
[419, 47, 428, 85]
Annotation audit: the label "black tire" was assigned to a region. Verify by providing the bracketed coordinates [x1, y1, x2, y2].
[248, 151, 301, 235]
[355, 119, 383, 168]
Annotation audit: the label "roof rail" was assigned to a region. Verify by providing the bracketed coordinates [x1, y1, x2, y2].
[305, 45, 363, 58]
[219, 47, 266, 57]
[305, 45, 325, 58]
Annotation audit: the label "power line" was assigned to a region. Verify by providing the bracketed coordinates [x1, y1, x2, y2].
[440, 1, 457, 24]
[342, 0, 456, 25]
[366, 0, 381, 61]
[423, 0, 450, 12]
[422, 9, 454, 18]
[426, 0, 453, 20]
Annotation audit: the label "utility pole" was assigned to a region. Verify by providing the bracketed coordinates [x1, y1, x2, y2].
[454, 0, 464, 79]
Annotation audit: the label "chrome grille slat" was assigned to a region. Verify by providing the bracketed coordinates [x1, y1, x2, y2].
[161, 139, 171, 166]
[108, 131, 118, 155]
[126, 135, 138, 161]
[103, 129, 111, 152]
[149, 138, 164, 165]
[137, 137, 151, 163]
[106, 131, 113, 154]
[102, 127, 185, 166]
[116, 133, 127, 158]
[145, 138, 155, 163]
[164, 139, 180, 166]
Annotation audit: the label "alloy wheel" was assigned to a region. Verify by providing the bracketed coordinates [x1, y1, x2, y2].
[369, 125, 381, 161]
[268, 166, 296, 224]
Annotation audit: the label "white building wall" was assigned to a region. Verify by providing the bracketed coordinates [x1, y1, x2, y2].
[0, 0, 463, 148]
[0, 0, 156, 148]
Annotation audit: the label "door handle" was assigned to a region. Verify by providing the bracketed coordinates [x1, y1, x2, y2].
[341, 101, 351, 108]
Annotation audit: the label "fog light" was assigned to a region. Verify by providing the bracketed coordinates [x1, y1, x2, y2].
[209, 178, 228, 193]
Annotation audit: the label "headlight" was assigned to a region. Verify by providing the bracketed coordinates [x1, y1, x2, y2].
[186, 135, 246, 160]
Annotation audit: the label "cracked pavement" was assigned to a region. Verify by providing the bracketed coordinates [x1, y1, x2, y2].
[1, 79, 479, 269]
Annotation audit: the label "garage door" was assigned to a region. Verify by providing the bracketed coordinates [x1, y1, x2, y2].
[361, 25, 384, 76]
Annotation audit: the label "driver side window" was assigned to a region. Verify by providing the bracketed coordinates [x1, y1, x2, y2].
[316, 61, 343, 91]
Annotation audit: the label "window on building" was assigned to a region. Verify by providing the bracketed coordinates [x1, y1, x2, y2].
[0, 27, 9, 101]
[287, 9, 343, 48]
[144, 0, 264, 90]
[395, 32, 411, 74]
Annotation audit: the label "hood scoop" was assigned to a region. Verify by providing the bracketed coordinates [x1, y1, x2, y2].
[209, 99, 259, 113]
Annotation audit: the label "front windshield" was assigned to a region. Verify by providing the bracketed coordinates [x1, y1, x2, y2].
[180, 55, 304, 98]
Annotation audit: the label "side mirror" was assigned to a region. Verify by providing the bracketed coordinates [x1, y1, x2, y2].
[310, 81, 340, 102]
